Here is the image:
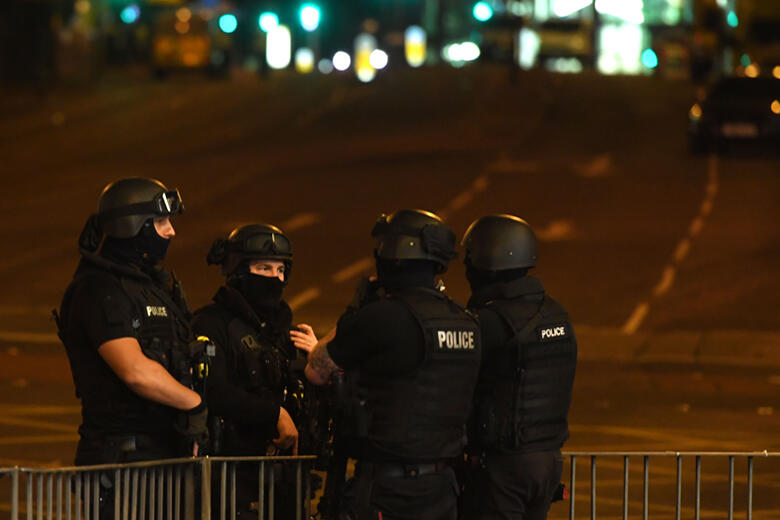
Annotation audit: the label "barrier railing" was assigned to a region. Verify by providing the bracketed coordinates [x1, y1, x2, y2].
[0, 455, 316, 520]
[558, 451, 780, 520]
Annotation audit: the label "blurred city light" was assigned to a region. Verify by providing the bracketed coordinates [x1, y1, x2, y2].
[175, 21, 189, 34]
[258, 12, 279, 33]
[443, 42, 481, 64]
[355, 33, 377, 83]
[689, 103, 702, 121]
[295, 48, 315, 74]
[546, 57, 583, 73]
[369, 49, 389, 70]
[641, 48, 658, 69]
[744, 63, 759, 78]
[176, 7, 191, 23]
[472, 2, 494, 22]
[120, 4, 140, 24]
[333, 51, 351, 71]
[317, 58, 333, 74]
[771, 100, 780, 115]
[404, 26, 427, 68]
[218, 13, 238, 33]
[75, 0, 90, 15]
[740, 54, 751, 67]
[299, 4, 321, 32]
[598, 23, 643, 74]
[552, 0, 593, 18]
[518, 28, 541, 69]
[773, 66, 780, 79]
[595, 0, 644, 24]
[726, 11, 738, 28]
[267, 25, 292, 69]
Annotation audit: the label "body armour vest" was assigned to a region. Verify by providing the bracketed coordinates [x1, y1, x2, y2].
[225, 316, 290, 397]
[475, 296, 577, 452]
[358, 287, 481, 461]
[59, 259, 193, 434]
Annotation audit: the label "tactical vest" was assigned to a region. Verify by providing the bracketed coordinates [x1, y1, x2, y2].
[475, 297, 577, 452]
[63, 269, 193, 424]
[225, 316, 290, 396]
[358, 288, 481, 461]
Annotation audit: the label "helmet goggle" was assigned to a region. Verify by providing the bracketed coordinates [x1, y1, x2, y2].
[98, 189, 184, 223]
[242, 232, 292, 257]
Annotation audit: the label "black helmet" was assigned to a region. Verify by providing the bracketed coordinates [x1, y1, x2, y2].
[462, 214, 537, 271]
[207, 224, 293, 277]
[371, 209, 457, 272]
[97, 178, 184, 239]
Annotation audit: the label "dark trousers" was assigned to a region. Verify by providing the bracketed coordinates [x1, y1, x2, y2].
[343, 461, 459, 520]
[460, 449, 563, 520]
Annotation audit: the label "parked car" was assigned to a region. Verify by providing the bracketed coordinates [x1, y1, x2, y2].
[688, 76, 780, 153]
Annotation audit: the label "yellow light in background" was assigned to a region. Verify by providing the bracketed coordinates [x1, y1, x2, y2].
[175, 21, 189, 34]
[404, 26, 426, 68]
[773, 66, 780, 79]
[355, 33, 377, 83]
[744, 63, 759, 78]
[771, 100, 780, 115]
[689, 103, 702, 120]
[176, 7, 191, 23]
[295, 47, 315, 74]
[75, 0, 90, 15]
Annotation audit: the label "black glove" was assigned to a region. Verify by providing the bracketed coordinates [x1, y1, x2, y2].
[175, 400, 209, 451]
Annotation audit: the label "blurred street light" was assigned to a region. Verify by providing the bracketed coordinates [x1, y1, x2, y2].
[258, 12, 279, 33]
[219, 14, 238, 34]
[300, 4, 321, 32]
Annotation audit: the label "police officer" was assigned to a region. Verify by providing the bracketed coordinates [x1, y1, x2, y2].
[191, 224, 317, 518]
[56, 177, 209, 466]
[304, 209, 481, 520]
[460, 215, 577, 520]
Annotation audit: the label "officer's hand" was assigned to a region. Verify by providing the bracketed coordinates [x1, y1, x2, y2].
[290, 324, 318, 353]
[174, 400, 209, 455]
[273, 407, 299, 455]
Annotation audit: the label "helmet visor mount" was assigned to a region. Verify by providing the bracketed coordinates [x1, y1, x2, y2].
[98, 189, 184, 224]
[243, 232, 292, 259]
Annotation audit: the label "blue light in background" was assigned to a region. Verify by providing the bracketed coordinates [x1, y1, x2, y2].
[473, 2, 494, 22]
[219, 13, 238, 34]
[120, 4, 140, 24]
[727, 11, 739, 28]
[641, 49, 658, 69]
[258, 12, 279, 33]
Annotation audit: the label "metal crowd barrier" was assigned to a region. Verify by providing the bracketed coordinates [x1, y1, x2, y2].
[560, 451, 780, 520]
[0, 455, 315, 520]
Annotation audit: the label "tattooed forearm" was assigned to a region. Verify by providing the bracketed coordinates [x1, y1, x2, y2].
[305, 342, 341, 385]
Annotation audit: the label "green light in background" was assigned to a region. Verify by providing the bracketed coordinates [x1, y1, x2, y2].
[727, 11, 738, 28]
[641, 49, 658, 69]
[299, 3, 321, 32]
[473, 1, 493, 22]
[258, 12, 279, 33]
[740, 53, 751, 67]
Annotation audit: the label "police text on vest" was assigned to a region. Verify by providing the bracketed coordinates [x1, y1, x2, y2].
[437, 330, 475, 350]
[540, 326, 566, 339]
[146, 306, 168, 317]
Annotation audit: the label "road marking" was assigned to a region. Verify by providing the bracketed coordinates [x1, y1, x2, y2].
[652, 265, 676, 297]
[0, 434, 78, 446]
[535, 219, 576, 242]
[621, 155, 719, 334]
[288, 287, 321, 311]
[0, 416, 77, 433]
[0, 306, 52, 316]
[673, 238, 691, 263]
[0, 331, 59, 344]
[332, 256, 373, 284]
[281, 212, 321, 232]
[622, 302, 649, 335]
[576, 154, 612, 178]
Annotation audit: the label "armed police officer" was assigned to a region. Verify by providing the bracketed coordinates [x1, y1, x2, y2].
[304, 209, 481, 520]
[56, 177, 208, 466]
[191, 224, 317, 518]
[460, 215, 577, 520]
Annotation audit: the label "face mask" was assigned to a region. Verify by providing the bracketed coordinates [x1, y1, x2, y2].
[231, 273, 285, 311]
[100, 221, 170, 267]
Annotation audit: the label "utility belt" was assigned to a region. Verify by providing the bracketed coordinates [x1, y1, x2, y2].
[358, 460, 451, 480]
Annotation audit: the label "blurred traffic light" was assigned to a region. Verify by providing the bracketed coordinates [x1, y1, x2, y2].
[299, 3, 321, 32]
[120, 4, 140, 24]
[219, 14, 238, 34]
[472, 2, 493, 22]
[258, 12, 279, 33]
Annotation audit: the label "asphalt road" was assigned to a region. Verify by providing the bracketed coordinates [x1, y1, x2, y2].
[0, 65, 778, 515]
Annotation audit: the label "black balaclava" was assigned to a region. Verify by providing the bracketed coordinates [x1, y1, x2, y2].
[228, 261, 287, 313]
[101, 220, 170, 267]
[376, 258, 437, 292]
[465, 263, 528, 292]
